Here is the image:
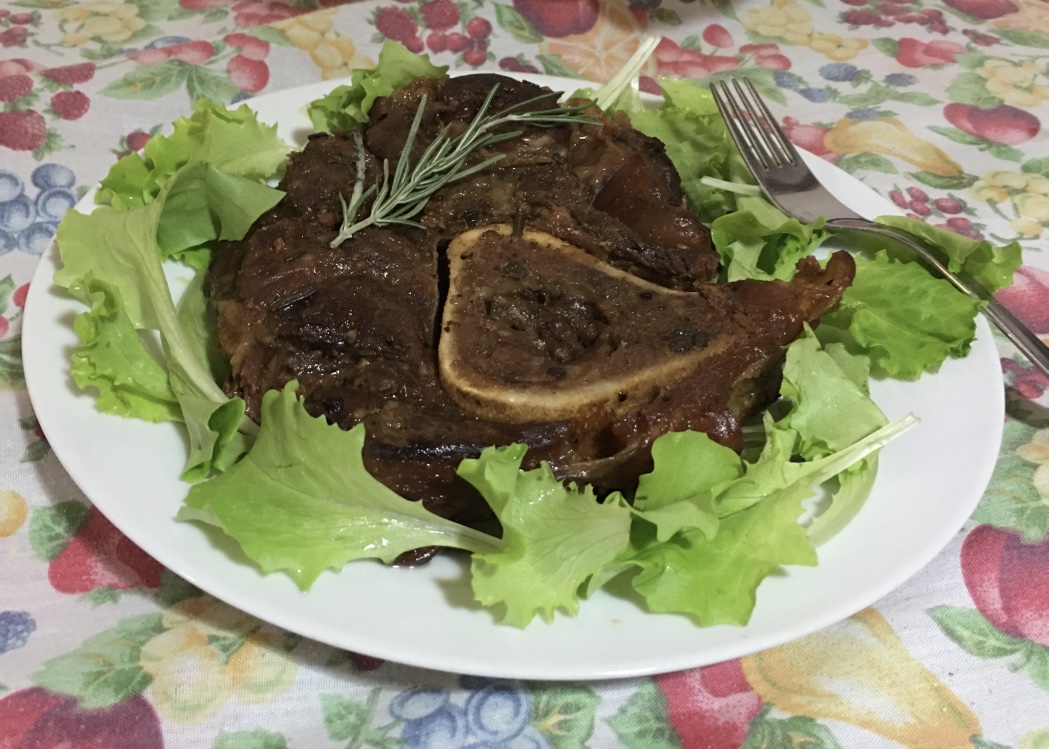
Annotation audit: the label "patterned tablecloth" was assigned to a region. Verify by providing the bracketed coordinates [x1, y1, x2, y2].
[3, 0, 1049, 746]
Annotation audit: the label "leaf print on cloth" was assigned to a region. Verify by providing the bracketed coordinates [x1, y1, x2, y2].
[212, 728, 288, 749]
[20, 413, 52, 463]
[0, 687, 162, 749]
[974, 416, 1049, 540]
[526, 681, 599, 749]
[741, 608, 986, 749]
[607, 679, 680, 749]
[32, 613, 166, 708]
[323, 690, 405, 749]
[104, 40, 245, 104]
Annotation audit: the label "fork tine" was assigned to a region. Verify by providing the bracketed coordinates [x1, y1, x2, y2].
[712, 79, 799, 170]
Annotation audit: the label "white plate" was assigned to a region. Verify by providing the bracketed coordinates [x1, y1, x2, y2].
[22, 76, 1005, 680]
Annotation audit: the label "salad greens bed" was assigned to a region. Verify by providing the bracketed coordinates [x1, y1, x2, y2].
[52, 42, 1021, 628]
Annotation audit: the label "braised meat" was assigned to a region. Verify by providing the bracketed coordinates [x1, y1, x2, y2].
[207, 73, 855, 529]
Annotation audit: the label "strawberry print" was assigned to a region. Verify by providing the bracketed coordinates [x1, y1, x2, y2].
[0, 110, 46, 152]
[0, 74, 33, 104]
[47, 505, 163, 597]
[227, 54, 270, 93]
[49, 91, 90, 121]
[41, 63, 97, 86]
[374, 6, 419, 44]
[420, 0, 459, 31]
[225, 32, 270, 60]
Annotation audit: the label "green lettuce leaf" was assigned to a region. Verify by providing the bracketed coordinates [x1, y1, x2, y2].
[629, 79, 747, 224]
[818, 251, 982, 379]
[459, 446, 633, 627]
[69, 279, 180, 422]
[632, 430, 737, 541]
[875, 215, 1023, 294]
[710, 199, 828, 282]
[778, 329, 887, 459]
[180, 383, 500, 589]
[626, 476, 817, 627]
[54, 163, 284, 479]
[619, 415, 914, 625]
[307, 41, 447, 133]
[97, 99, 291, 211]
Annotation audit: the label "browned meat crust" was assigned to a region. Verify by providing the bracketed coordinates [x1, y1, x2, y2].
[206, 73, 855, 532]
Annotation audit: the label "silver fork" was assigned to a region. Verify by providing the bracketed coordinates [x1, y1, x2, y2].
[711, 78, 1049, 378]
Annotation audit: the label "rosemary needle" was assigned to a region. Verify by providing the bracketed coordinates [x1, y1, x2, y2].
[330, 84, 600, 248]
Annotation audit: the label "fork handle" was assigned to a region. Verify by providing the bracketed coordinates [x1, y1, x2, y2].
[826, 217, 1049, 379]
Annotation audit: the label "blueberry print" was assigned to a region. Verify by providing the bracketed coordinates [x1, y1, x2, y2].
[400, 703, 470, 748]
[799, 87, 832, 102]
[0, 611, 36, 654]
[30, 163, 75, 192]
[36, 189, 76, 222]
[819, 62, 861, 82]
[391, 684, 549, 749]
[0, 230, 15, 256]
[144, 35, 192, 49]
[773, 70, 801, 90]
[847, 108, 881, 119]
[0, 171, 22, 203]
[0, 194, 35, 234]
[0, 164, 77, 256]
[22, 222, 59, 255]
[464, 683, 531, 741]
[884, 72, 917, 86]
[390, 688, 449, 721]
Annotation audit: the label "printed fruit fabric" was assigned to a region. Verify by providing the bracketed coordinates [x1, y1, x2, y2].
[0, 688, 163, 748]
[963, 525, 1049, 645]
[48, 506, 163, 594]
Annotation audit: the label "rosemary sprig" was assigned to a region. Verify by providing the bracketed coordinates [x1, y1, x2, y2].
[330, 85, 600, 248]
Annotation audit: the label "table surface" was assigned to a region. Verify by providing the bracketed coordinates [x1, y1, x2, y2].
[2, 0, 1049, 746]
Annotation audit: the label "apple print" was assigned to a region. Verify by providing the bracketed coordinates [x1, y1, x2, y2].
[0, 688, 163, 749]
[961, 525, 1049, 645]
[654, 659, 762, 749]
[511, 0, 600, 37]
[944, 103, 1041, 146]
